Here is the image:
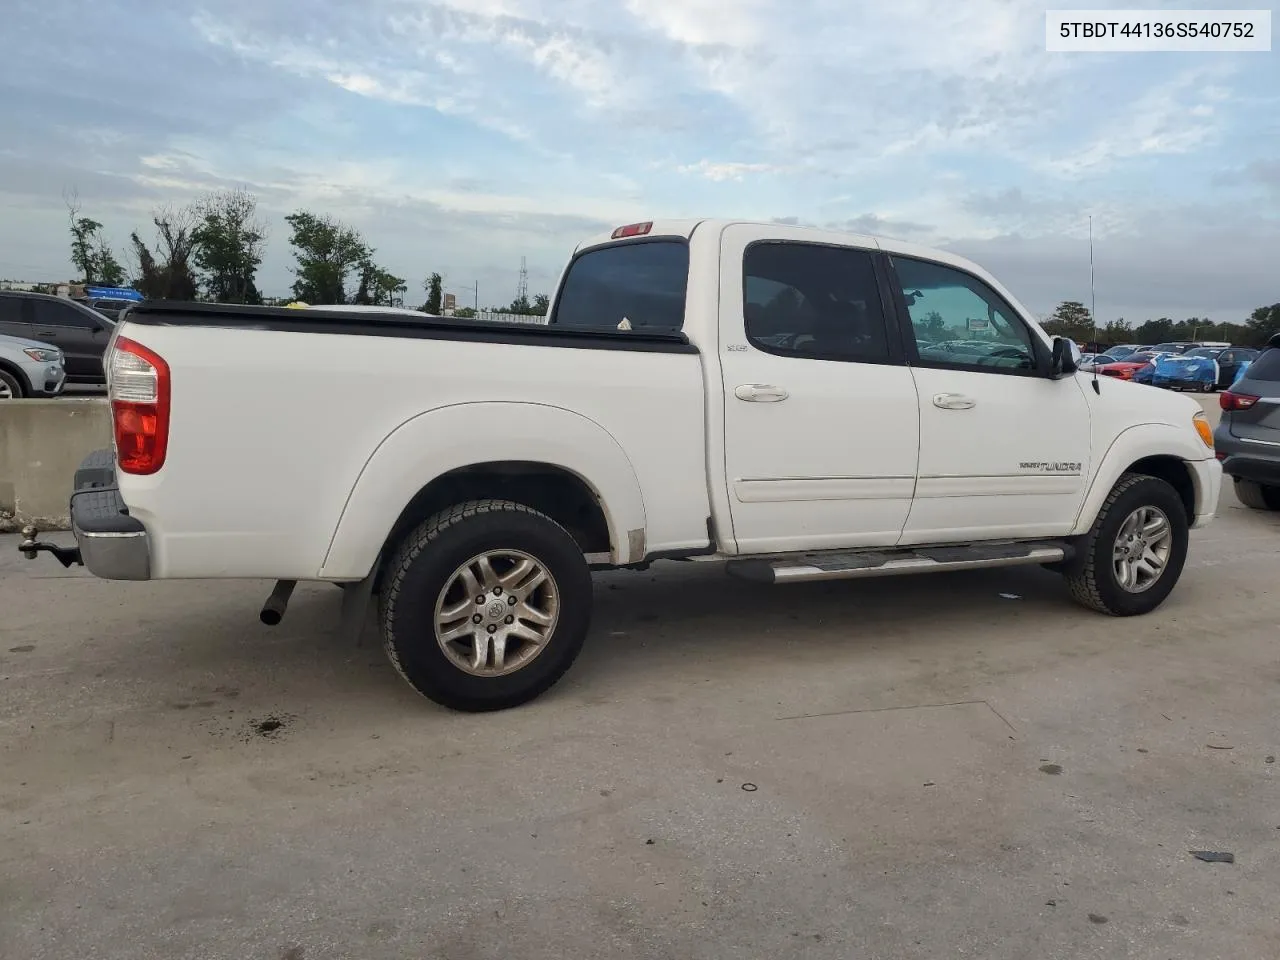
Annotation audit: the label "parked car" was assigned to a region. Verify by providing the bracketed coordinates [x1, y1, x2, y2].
[1150, 341, 1195, 355]
[1096, 350, 1166, 381]
[0, 291, 114, 385]
[1214, 347, 1259, 389]
[1151, 349, 1221, 392]
[1214, 336, 1280, 510]
[1105, 344, 1145, 360]
[0, 332, 66, 399]
[20, 218, 1221, 712]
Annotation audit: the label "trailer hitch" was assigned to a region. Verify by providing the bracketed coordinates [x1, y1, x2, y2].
[17, 525, 83, 569]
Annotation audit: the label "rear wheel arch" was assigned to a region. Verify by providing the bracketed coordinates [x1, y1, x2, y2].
[319, 402, 647, 579]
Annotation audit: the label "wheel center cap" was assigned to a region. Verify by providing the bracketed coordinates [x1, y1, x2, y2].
[486, 600, 507, 620]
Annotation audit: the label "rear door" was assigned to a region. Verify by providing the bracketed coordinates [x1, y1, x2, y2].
[717, 225, 921, 554]
[30, 298, 111, 381]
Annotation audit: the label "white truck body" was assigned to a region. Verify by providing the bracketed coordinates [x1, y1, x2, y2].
[27, 218, 1222, 710]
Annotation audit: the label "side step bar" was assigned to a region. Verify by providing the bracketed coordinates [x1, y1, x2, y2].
[726, 540, 1072, 585]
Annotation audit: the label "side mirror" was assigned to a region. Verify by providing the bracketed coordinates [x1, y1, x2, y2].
[1050, 337, 1081, 378]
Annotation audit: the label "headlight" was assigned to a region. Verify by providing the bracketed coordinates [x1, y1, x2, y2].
[23, 347, 61, 363]
[1193, 411, 1214, 450]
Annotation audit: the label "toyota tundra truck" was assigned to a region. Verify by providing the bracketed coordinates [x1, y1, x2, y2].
[20, 219, 1222, 711]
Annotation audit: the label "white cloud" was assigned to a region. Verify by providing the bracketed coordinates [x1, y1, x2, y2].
[678, 160, 785, 181]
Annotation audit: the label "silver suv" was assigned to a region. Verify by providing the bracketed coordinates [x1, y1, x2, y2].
[1214, 335, 1280, 510]
[0, 332, 67, 399]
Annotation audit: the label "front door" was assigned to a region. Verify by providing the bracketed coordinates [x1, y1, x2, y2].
[884, 252, 1092, 543]
[718, 225, 921, 555]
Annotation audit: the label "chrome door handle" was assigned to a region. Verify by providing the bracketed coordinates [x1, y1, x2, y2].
[735, 384, 789, 402]
[932, 393, 976, 410]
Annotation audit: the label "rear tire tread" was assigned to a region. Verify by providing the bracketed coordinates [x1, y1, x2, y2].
[1233, 478, 1280, 511]
[379, 498, 590, 712]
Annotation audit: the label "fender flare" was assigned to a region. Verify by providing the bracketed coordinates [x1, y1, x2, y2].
[318, 402, 648, 579]
[1071, 422, 1210, 535]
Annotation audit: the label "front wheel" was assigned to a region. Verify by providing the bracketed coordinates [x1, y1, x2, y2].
[0, 369, 25, 400]
[1064, 473, 1189, 616]
[379, 499, 593, 712]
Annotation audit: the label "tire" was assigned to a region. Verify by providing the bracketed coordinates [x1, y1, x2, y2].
[1233, 478, 1280, 511]
[0, 369, 25, 400]
[378, 499, 592, 712]
[1064, 473, 1189, 616]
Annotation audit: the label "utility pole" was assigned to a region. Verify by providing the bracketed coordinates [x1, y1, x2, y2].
[517, 256, 528, 304]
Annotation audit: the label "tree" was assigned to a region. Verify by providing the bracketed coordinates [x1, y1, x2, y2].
[424, 272, 443, 314]
[1244, 304, 1280, 347]
[914, 309, 947, 342]
[532, 293, 550, 316]
[353, 259, 406, 307]
[1133, 317, 1175, 344]
[1042, 300, 1094, 342]
[65, 192, 126, 285]
[453, 306, 476, 319]
[1099, 319, 1131, 342]
[284, 211, 369, 304]
[192, 188, 266, 304]
[130, 204, 199, 300]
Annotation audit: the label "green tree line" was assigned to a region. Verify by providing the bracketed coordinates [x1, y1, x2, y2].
[1040, 299, 1279, 349]
[62, 190, 550, 315]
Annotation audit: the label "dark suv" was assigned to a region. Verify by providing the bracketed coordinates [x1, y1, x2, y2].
[0, 291, 115, 385]
[1214, 335, 1280, 510]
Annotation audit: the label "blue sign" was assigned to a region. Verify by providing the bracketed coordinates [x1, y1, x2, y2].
[86, 286, 144, 301]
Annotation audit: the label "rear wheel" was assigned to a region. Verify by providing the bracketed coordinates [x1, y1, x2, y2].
[1064, 473, 1189, 616]
[1233, 478, 1280, 511]
[379, 499, 592, 712]
[0, 370, 25, 400]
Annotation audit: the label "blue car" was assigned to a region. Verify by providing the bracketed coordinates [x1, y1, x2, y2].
[1150, 349, 1220, 391]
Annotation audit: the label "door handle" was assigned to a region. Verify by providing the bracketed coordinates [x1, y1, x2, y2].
[932, 393, 976, 410]
[735, 383, 789, 402]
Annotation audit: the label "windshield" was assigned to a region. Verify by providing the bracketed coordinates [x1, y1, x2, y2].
[1182, 348, 1221, 359]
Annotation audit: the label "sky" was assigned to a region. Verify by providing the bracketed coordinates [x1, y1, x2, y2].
[1, 0, 1277, 323]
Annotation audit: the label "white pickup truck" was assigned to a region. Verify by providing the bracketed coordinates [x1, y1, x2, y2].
[21, 219, 1222, 712]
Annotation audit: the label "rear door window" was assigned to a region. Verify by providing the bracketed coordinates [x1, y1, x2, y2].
[1242, 348, 1280, 381]
[551, 240, 689, 331]
[32, 298, 96, 328]
[0, 295, 25, 326]
[742, 242, 893, 363]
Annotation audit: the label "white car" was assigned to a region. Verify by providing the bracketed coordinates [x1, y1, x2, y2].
[23, 218, 1221, 711]
[0, 333, 66, 399]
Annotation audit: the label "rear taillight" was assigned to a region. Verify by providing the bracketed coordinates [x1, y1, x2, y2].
[109, 336, 170, 475]
[1219, 391, 1259, 412]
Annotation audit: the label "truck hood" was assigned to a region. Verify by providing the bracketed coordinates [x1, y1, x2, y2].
[1081, 371, 1204, 429]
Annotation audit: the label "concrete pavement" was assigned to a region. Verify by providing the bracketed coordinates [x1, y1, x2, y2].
[1, 480, 1278, 960]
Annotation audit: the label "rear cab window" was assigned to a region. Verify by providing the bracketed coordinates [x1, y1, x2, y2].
[550, 239, 689, 332]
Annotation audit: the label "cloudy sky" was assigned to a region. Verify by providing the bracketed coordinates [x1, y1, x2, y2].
[1, 0, 1277, 322]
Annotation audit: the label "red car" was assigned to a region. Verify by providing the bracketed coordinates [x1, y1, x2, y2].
[1095, 350, 1164, 381]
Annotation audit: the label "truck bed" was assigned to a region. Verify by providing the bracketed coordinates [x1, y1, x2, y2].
[112, 303, 714, 580]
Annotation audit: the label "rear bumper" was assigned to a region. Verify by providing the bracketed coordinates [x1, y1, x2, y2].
[1220, 453, 1280, 487]
[70, 448, 151, 580]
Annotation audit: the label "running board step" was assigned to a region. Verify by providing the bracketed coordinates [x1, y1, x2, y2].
[726, 541, 1072, 585]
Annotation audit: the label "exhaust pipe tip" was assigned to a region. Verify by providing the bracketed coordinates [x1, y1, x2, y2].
[259, 580, 297, 627]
